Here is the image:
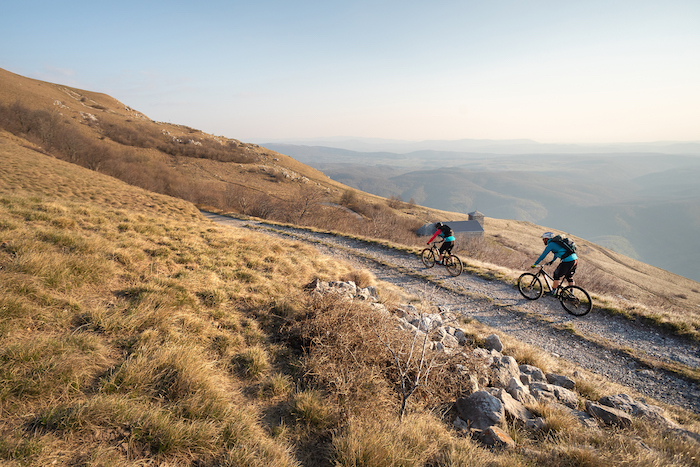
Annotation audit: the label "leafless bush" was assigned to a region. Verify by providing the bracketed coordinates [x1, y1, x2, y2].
[339, 189, 361, 211]
[101, 120, 161, 148]
[224, 185, 280, 219]
[286, 288, 487, 421]
[0, 102, 110, 171]
[283, 185, 328, 224]
[285, 293, 394, 413]
[387, 195, 404, 209]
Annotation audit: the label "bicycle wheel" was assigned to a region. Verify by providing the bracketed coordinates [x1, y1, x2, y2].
[421, 248, 436, 268]
[445, 254, 463, 276]
[559, 285, 592, 316]
[518, 273, 543, 300]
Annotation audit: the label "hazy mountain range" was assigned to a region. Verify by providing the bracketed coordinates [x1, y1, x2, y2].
[257, 137, 700, 156]
[261, 139, 700, 282]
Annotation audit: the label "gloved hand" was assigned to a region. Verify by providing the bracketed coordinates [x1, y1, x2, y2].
[546, 260, 555, 266]
[427, 242, 430, 245]
[531, 264, 537, 268]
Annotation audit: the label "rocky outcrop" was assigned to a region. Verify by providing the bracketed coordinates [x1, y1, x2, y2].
[309, 280, 691, 449]
[455, 391, 505, 430]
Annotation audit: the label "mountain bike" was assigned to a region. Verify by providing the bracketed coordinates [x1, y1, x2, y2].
[517, 265, 592, 316]
[421, 240, 463, 276]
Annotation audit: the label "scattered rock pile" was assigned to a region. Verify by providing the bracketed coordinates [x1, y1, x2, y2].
[308, 280, 699, 449]
[257, 164, 309, 182]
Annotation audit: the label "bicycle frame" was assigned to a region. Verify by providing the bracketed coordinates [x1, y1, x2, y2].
[533, 266, 555, 292]
[428, 240, 453, 259]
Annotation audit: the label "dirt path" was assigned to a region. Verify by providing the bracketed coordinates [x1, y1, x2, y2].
[202, 211, 700, 414]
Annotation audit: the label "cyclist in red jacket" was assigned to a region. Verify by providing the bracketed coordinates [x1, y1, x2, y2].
[427, 222, 455, 264]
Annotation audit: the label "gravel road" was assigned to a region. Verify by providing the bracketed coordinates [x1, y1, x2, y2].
[202, 212, 700, 414]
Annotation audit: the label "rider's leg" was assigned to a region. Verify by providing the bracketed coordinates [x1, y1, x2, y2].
[439, 242, 453, 264]
[438, 245, 447, 263]
[551, 261, 570, 292]
[564, 261, 577, 287]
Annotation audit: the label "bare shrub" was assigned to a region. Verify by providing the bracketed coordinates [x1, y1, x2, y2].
[287, 289, 487, 422]
[339, 189, 359, 210]
[101, 119, 160, 148]
[223, 184, 280, 219]
[287, 293, 396, 413]
[284, 184, 328, 224]
[387, 194, 404, 209]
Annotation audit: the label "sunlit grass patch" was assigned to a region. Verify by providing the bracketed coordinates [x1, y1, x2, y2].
[291, 390, 333, 428]
[31, 395, 221, 457]
[531, 402, 583, 441]
[331, 414, 450, 467]
[504, 340, 554, 373]
[102, 345, 220, 398]
[234, 345, 270, 379]
[0, 333, 112, 400]
[261, 372, 293, 398]
[340, 268, 377, 289]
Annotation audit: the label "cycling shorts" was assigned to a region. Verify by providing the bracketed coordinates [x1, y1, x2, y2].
[439, 241, 454, 254]
[553, 259, 578, 281]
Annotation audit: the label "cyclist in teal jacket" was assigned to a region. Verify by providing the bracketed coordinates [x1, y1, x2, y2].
[427, 222, 455, 264]
[532, 232, 578, 295]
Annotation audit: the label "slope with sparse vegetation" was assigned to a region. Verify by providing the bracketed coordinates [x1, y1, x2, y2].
[1, 66, 698, 340]
[2, 67, 700, 465]
[3, 123, 700, 467]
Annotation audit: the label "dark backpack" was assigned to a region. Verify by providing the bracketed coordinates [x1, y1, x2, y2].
[552, 235, 577, 255]
[440, 225, 453, 237]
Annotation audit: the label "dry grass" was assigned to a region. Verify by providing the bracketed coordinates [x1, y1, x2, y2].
[3, 71, 700, 466]
[2, 67, 698, 344]
[0, 139, 344, 465]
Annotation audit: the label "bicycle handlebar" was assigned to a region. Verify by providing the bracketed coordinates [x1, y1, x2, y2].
[530, 260, 555, 269]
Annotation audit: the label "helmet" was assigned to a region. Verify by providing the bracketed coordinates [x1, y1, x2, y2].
[541, 232, 554, 239]
[435, 222, 444, 229]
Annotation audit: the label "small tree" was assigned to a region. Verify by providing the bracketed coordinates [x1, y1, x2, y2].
[370, 287, 454, 420]
[387, 195, 403, 209]
[288, 184, 327, 224]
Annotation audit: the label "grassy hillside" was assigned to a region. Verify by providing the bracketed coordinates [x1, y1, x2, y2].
[1, 134, 371, 466]
[4, 122, 700, 467]
[3, 68, 700, 464]
[2, 67, 699, 338]
[0, 67, 471, 247]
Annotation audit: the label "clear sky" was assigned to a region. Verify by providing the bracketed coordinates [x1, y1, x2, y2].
[2, 0, 699, 144]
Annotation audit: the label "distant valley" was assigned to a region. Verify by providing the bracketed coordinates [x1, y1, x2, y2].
[262, 140, 700, 282]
